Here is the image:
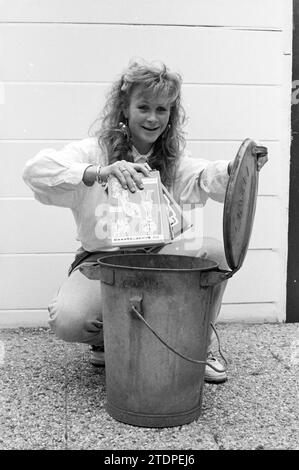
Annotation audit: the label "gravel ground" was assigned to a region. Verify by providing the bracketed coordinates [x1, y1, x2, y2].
[0, 323, 298, 450]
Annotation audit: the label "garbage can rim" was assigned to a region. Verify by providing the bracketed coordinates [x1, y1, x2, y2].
[97, 253, 219, 273]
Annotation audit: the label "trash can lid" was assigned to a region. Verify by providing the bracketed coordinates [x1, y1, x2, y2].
[223, 138, 265, 272]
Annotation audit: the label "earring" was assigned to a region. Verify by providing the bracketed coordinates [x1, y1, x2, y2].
[118, 121, 131, 143]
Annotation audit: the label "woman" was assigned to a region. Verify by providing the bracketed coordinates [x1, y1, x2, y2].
[23, 59, 268, 383]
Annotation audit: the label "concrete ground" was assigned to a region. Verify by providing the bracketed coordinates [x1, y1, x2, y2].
[0, 323, 298, 450]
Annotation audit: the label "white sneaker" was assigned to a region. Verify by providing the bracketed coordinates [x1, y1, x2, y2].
[90, 345, 105, 367]
[204, 352, 227, 383]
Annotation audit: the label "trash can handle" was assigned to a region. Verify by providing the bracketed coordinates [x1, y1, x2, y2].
[130, 299, 227, 372]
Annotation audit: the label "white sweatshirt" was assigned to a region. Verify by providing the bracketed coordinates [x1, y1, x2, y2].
[23, 137, 230, 251]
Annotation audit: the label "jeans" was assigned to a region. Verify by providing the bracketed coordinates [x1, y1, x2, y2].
[48, 235, 229, 351]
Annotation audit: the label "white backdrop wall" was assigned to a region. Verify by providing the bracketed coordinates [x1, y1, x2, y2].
[0, 0, 292, 326]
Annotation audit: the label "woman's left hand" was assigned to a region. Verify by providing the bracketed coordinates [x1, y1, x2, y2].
[255, 146, 268, 172]
[228, 144, 268, 175]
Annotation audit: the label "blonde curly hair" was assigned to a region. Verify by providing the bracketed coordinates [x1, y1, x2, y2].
[90, 59, 186, 187]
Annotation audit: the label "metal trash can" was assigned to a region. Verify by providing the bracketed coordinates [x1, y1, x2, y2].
[81, 139, 267, 427]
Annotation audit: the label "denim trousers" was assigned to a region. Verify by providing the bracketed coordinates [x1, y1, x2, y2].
[48, 235, 229, 351]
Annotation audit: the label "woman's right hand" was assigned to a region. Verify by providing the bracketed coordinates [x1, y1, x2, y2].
[100, 161, 152, 192]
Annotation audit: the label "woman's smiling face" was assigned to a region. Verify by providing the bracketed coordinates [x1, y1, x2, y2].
[125, 85, 171, 154]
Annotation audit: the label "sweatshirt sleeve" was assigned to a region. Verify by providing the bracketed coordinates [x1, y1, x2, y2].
[199, 159, 230, 203]
[22, 137, 100, 208]
[173, 152, 230, 206]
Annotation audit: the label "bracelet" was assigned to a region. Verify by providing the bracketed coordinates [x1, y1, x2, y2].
[96, 164, 107, 186]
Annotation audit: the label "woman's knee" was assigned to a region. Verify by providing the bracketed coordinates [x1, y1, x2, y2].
[48, 297, 103, 344]
[196, 237, 229, 270]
